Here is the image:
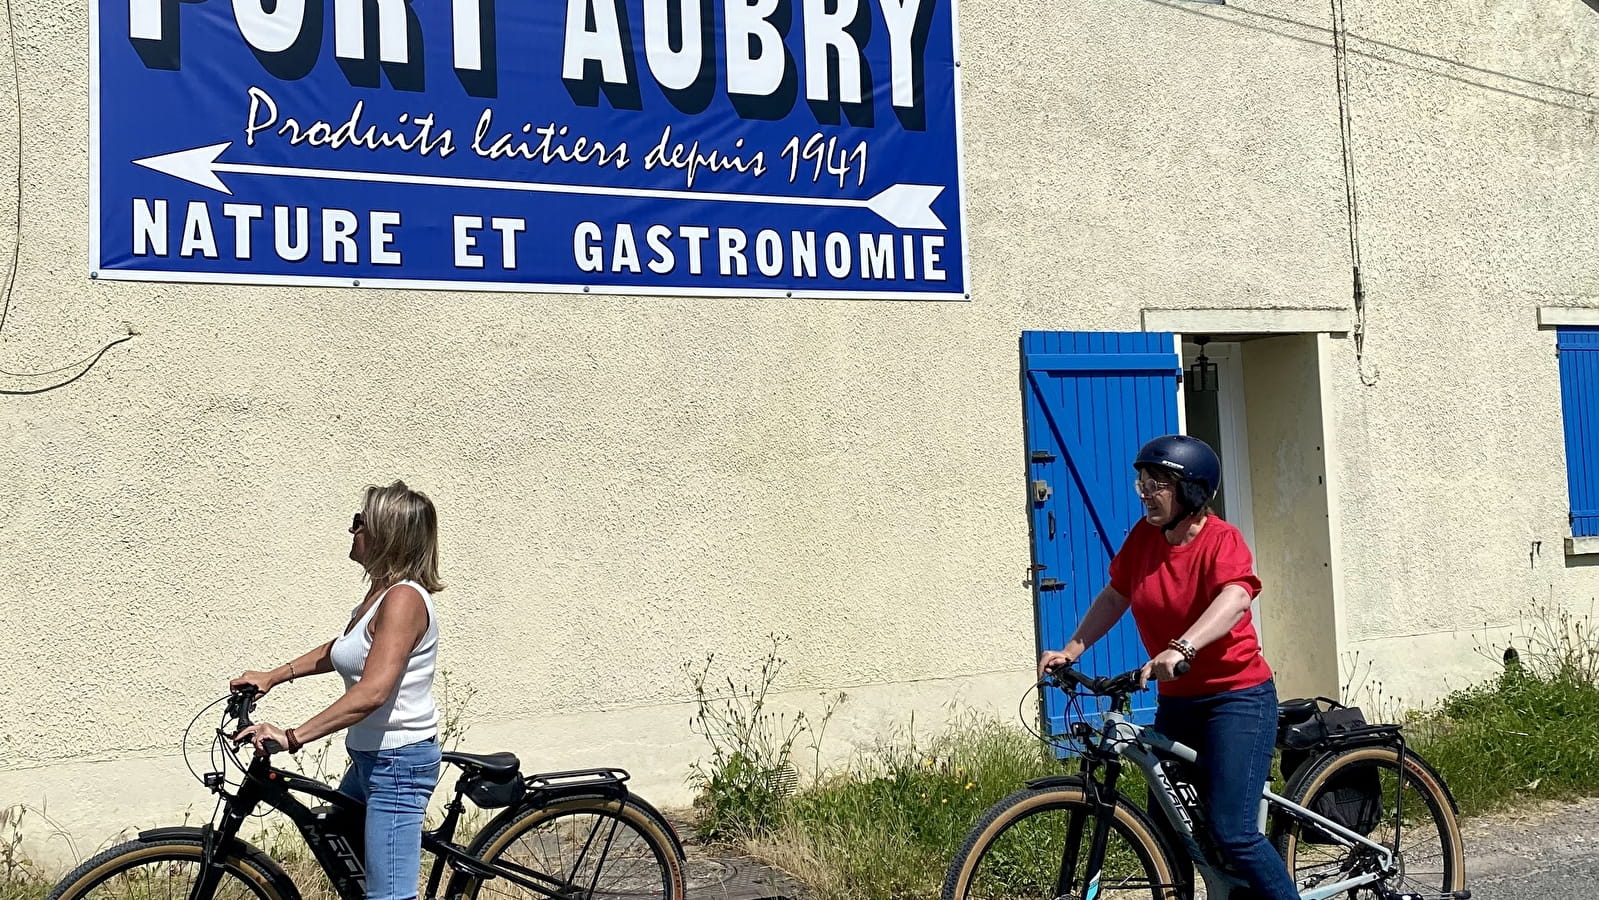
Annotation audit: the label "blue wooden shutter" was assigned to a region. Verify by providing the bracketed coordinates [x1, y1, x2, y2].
[1559, 327, 1599, 537]
[1023, 331, 1181, 733]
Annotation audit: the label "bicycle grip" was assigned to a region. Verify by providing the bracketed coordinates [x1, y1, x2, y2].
[1174, 660, 1191, 677]
[259, 739, 284, 755]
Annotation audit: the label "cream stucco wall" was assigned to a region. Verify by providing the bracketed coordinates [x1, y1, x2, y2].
[2, 0, 1598, 864]
[1317, 1, 1599, 708]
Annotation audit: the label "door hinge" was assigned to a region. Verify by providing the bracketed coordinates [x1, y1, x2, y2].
[1030, 450, 1056, 463]
[1038, 578, 1065, 591]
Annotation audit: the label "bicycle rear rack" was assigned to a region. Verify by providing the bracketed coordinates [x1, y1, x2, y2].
[524, 767, 631, 792]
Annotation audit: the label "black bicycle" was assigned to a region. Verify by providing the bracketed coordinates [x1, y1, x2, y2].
[943, 664, 1467, 900]
[47, 688, 686, 900]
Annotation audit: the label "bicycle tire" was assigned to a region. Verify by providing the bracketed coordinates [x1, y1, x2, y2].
[449, 795, 686, 900]
[942, 783, 1185, 900]
[1272, 745, 1465, 898]
[46, 835, 300, 900]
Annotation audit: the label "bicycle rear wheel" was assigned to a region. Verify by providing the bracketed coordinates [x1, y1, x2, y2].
[943, 784, 1184, 900]
[46, 835, 300, 900]
[1273, 745, 1465, 898]
[453, 795, 685, 900]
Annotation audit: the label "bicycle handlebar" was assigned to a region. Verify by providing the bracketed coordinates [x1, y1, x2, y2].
[1042, 659, 1191, 698]
[225, 687, 284, 756]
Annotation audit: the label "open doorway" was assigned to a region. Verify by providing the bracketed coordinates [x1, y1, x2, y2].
[1178, 333, 1342, 700]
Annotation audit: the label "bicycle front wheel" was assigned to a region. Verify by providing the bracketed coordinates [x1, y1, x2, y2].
[1273, 745, 1465, 898]
[46, 835, 300, 900]
[943, 784, 1184, 900]
[455, 796, 685, 900]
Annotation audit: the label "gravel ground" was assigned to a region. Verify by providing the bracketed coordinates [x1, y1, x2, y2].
[1462, 796, 1599, 899]
[667, 796, 1599, 899]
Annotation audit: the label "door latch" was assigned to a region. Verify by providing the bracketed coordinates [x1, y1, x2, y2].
[1031, 480, 1052, 503]
[1024, 563, 1046, 587]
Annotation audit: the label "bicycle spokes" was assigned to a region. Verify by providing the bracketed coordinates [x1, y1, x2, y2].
[965, 804, 1171, 900]
[475, 809, 672, 900]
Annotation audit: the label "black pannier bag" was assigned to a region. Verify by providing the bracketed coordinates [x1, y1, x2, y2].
[464, 769, 526, 809]
[1276, 699, 1385, 844]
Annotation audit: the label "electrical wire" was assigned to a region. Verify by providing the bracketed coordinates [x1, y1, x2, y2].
[1330, 0, 1361, 278]
[1329, 0, 1379, 386]
[0, 0, 137, 388]
[0, 331, 136, 392]
[0, 0, 24, 346]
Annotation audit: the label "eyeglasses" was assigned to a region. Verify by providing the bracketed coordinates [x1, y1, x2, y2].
[350, 513, 365, 533]
[1134, 477, 1177, 497]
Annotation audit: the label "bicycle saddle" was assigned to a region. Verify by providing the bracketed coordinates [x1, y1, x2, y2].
[1276, 698, 1320, 728]
[443, 751, 521, 775]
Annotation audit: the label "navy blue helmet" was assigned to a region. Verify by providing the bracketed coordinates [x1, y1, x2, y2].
[1134, 434, 1222, 523]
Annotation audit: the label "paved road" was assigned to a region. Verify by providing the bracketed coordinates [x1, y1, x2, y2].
[1464, 797, 1599, 899]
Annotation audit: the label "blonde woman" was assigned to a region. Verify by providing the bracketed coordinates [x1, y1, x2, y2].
[234, 481, 444, 900]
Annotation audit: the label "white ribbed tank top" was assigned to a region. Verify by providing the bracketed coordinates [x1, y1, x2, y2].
[329, 580, 439, 751]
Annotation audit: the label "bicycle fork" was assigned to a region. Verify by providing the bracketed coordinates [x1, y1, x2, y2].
[1057, 760, 1126, 900]
[187, 786, 257, 900]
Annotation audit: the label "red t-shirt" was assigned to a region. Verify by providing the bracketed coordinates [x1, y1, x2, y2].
[1108, 516, 1271, 697]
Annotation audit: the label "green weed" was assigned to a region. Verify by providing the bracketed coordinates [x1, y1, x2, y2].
[1406, 600, 1599, 816]
[756, 713, 1065, 900]
[684, 636, 843, 842]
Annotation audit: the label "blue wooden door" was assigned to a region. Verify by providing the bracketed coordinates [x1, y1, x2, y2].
[1023, 331, 1182, 733]
[1559, 327, 1599, 537]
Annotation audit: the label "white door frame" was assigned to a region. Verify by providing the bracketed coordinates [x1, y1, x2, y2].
[1180, 339, 1262, 640]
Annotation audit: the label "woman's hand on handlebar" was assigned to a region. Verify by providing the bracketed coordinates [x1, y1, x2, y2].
[231, 670, 280, 697]
[1140, 649, 1190, 686]
[234, 722, 289, 756]
[1038, 650, 1077, 679]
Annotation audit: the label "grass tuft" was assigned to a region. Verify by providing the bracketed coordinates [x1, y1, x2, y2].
[755, 713, 1063, 900]
[1405, 601, 1599, 816]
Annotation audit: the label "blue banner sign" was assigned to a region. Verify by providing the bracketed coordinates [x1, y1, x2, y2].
[90, 0, 967, 300]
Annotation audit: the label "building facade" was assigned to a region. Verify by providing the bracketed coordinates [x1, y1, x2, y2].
[2, 0, 1597, 861]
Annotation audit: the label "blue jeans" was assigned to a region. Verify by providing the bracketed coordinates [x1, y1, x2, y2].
[1154, 680, 1299, 900]
[338, 738, 441, 900]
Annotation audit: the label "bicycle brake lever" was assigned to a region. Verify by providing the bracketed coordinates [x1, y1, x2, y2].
[230, 732, 283, 756]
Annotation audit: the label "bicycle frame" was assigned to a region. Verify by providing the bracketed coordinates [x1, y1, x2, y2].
[190, 751, 640, 900]
[1078, 708, 1398, 900]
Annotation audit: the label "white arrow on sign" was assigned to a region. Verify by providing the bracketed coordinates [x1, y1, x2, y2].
[131, 142, 948, 231]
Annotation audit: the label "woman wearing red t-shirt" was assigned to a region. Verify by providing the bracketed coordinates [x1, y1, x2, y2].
[1038, 434, 1297, 900]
